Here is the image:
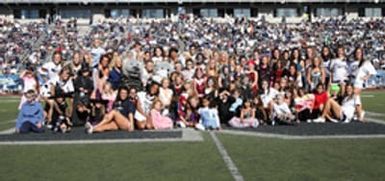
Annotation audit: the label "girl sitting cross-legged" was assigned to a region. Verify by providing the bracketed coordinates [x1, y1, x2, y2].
[228, 99, 259, 128]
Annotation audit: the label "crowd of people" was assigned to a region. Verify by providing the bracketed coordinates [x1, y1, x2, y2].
[10, 15, 385, 133]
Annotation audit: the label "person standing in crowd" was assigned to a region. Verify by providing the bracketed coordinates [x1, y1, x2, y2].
[108, 52, 123, 90]
[18, 66, 40, 110]
[66, 51, 83, 79]
[93, 54, 111, 94]
[90, 39, 106, 68]
[159, 78, 173, 114]
[352, 47, 377, 94]
[41, 51, 63, 82]
[321, 46, 333, 86]
[330, 46, 349, 94]
[307, 57, 326, 92]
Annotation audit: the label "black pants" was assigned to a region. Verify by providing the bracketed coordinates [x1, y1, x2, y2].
[19, 122, 44, 134]
[298, 109, 311, 122]
[298, 109, 321, 121]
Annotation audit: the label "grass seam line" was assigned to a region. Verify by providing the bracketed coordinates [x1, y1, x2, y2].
[210, 132, 244, 181]
[219, 130, 385, 140]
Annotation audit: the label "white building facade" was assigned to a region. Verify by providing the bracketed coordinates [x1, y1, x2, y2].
[1, 0, 384, 23]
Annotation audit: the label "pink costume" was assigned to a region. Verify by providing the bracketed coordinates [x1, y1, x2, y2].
[102, 93, 116, 112]
[150, 109, 173, 130]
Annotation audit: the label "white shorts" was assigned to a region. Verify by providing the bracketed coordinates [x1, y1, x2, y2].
[342, 107, 355, 120]
[354, 80, 364, 89]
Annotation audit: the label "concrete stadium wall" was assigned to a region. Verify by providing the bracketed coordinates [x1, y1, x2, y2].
[1, 3, 385, 24]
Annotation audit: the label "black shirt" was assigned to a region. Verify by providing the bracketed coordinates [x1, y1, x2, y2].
[113, 99, 136, 118]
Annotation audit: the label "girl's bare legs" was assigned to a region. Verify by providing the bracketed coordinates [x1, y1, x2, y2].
[356, 104, 365, 122]
[136, 121, 146, 130]
[321, 99, 342, 120]
[145, 116, 154, 129]
[47, 100, 55, 124]
[93, 110, 132, 132]
[94, 111, 115, 127]
[111, 111, 132, 131]
[354, 87, 362, 95]
[93, 122, 119, 132]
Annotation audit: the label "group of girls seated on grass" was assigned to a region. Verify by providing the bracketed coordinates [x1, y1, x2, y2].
[16, 43, 376, 133]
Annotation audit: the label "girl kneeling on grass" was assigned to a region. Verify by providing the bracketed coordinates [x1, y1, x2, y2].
[229, 100, 259, 128]
[86, 87, 135, 133]
[147, 99, 173, 130]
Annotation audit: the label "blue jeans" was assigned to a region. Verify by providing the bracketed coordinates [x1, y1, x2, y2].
[19, 122, 44, 134]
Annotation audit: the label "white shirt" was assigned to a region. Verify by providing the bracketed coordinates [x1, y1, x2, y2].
[348, 60, 359, 78]
[49, 77, 74, 94]
[90, 47, 105, 67]
[137, 92, 154, 114]
[42, 62, 62, 81]
[273, 102, 292, 116]
[354, 61, 377, 88]
[159, 88, 173, 106]
[342, 95, 361, 119]
[260, 88, 279, 108]
[330, 58, 348, 82]
[182, 69, 195, 81]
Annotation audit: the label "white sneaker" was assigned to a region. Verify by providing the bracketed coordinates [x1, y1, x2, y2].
[329, 118, 339, 123]
[84, 122, 94, 134]
[306, 119, 313, 123]
[251, 121, 259, 128]
[313, 117, 325, 123]
[86, 126, 93, 134]
[195, 123, 205, 131]
[177, 121, 186, 128]
[342, 117, 351, 123]
[46, 124, 53, 129]
[85, 122, 92, 129]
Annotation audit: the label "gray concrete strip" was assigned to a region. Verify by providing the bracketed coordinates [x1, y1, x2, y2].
[0, 128, 204, 145]
[210, 132, 244, 181]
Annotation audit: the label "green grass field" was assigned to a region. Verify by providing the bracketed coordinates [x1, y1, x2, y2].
[0, 91, 384, 180]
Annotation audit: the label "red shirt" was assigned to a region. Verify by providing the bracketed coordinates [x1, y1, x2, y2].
[313, 92, 328, 110]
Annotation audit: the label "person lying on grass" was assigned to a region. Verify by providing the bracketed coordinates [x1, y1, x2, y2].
[15, 89, 44, 134]
[86, 86, 135, 133]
